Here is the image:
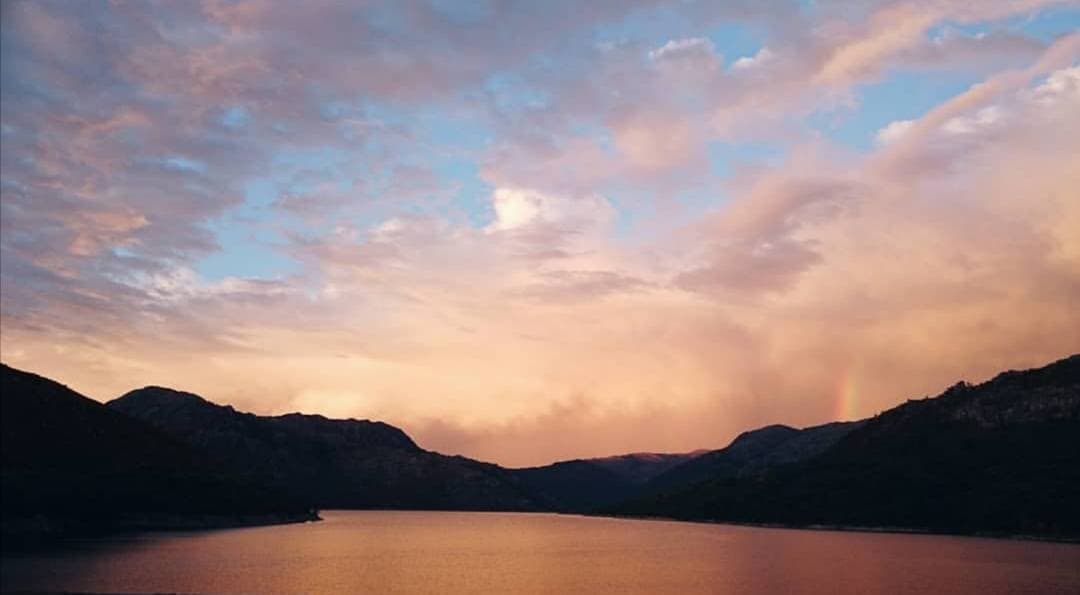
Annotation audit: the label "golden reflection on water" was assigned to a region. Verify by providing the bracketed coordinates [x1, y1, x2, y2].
[3, 511, 1079, 594]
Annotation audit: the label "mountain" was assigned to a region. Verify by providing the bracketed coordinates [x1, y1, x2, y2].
[511, 452, 701, 512]
[108, 387, 543, 511]
[639, 421, 862, 497]
[7, 354, 1077, 542]
[509, 421, 861, 514]
[0, 365, 315, 548]
[610, 354, 1080, 539]
[590, 451, 710, 484]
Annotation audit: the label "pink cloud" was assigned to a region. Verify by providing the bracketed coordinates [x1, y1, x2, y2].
[2, 1, 1076, 467]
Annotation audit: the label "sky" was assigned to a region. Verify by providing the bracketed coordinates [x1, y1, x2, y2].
[1, 0, 1079, 467]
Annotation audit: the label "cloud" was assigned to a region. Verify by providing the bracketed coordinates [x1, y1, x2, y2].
[732, 47, 773, 70]
[491, 189, 545, 230]
[875, 119, 915, 145]
[611, 111, 703, 172]
[649, 37, 719, 63]
[2, 0, 1077, 467]
[941, 105, 1006, 134]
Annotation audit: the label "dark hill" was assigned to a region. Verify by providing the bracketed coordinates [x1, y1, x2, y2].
[507, 420, 865, 514]
[108, 387, 543, 511]
[0, 364, 315, 548]
[590, 452, 708, 484]
[511, 452, 699, 512]
[7, 353, 1077, 541]
[639, 421, 862, 497]
[610, 354, 1080, 539]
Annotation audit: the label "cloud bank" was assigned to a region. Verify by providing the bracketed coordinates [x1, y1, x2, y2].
[2, 0, 1078, 465]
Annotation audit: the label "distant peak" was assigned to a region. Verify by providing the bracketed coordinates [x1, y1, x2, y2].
[734, 424, 797, 438]
[109, 385, 222, 410]
[727, 424, 799, 448]
[135, 385, 204, 397]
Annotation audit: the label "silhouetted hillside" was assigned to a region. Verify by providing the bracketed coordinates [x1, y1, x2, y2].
[7, 354, 1077, 543]
[511, 452, 699, 511]
[109, 387, 543, 511]
[591, 452, 708, 484]
[610, 355, 1080, 539]
[510, 424, 860, 514]
[639, 422, 861, 496]
[0, 365, 315, 549]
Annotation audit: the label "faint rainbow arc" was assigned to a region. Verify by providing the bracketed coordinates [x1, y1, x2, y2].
[835, 370, 859, 421]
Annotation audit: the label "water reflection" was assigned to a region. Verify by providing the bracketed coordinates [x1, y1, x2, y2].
[4, 511, 1079, 594]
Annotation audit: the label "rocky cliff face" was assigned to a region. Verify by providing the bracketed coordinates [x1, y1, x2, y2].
[895, 357, 1079, 429]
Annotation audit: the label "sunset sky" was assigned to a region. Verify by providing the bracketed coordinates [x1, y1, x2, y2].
[1, 1, 1078, 466]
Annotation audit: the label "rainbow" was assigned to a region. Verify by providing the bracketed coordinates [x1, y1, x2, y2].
[835, 370, 859, 421]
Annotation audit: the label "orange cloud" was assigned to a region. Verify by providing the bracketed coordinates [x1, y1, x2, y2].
[2, 1, 1077, 467]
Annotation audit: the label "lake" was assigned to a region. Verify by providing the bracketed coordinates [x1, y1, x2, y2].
[3, 511, 1079, 594]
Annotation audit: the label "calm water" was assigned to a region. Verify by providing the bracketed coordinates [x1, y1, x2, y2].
[3, 511, 1079, 594]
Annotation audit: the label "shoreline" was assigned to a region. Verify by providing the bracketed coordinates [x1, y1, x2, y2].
[1, 510, 322, 553]
[7, 508, 1077, 552]
[585, 512, 1080, 544]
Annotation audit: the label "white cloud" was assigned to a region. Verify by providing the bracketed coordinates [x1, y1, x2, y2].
[875, 119, 915, 145]
[648, 37, 717, 62]
[488, 187, 614, 232]
[490, 188, 544, 230]
[732, 47, 773, 70]
[1028, 65, 1080, 105]
[942, 105, 1006, 135]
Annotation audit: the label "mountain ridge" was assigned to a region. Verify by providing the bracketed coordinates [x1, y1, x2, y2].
[509, 451, 703, 512]
[0, 364, 317, 549]
[608, 354, 1080, 538]
[3, 353, 1077, 543]
[108, 386, 544, 511]
[637, 420, 864, 500]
